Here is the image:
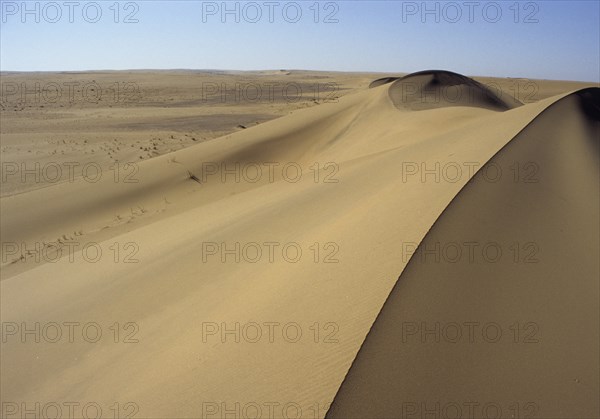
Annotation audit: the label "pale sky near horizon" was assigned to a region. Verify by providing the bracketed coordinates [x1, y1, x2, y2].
[1, 0, 598, 81]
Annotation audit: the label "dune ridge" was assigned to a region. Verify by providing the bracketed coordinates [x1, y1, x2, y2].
[326, 88, 600, 419]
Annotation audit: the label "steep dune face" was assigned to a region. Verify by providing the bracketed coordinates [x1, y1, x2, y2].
[1, 74, 596, 418]
[327, 89, 600, 419]
[389, 70, 523, 111]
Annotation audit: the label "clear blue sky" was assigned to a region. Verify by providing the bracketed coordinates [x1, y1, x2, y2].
[1, 1, 599, 81]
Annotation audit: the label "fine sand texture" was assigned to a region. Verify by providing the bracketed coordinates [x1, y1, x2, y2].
[1, 70, 598, 418]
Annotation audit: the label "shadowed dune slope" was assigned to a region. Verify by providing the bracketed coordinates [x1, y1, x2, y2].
[327, 88, 600, 418]
[389, 70, 523, 111]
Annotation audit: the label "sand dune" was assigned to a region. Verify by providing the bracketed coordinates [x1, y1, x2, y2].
[388, 70, 523, 111]
[327, 88, 600, 418]
[1, 71, 597, 418]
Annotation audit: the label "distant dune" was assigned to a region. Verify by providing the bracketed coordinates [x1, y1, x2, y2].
[388, 70, 523, 111]
[1, 70, 597, 418]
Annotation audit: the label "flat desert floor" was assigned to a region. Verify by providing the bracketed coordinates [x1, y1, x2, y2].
[1, 70, 598, 418]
